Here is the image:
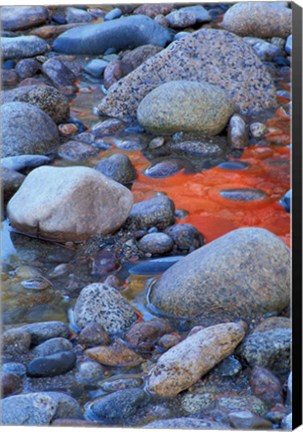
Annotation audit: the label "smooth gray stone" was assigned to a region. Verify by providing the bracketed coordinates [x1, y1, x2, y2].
[53, 15, 173, 55]
[2, 36, 49, 60]
[1, 155, 51, 172]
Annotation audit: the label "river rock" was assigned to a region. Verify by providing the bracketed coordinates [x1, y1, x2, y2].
[228, 114, 248, 148]
[2, 70, 19, 87]
[27, 351, 76, 377]
[7, 166, 133, 241]
[2, 168, 25, 201]
[149, 228, 290, 323]
[145, 418, 226, 429]
[137, 80, 234, 135]
[252, 40, 282, 61]
[85, 340, 142, 367]
[2, 85, 70, 123]
[228, 411, 272, 429]
[1, 373, 22, 397]
[42, 58, 77, 95]
[58, 140, 99, 161]
[216, 396, 267, 416]
[138, 233, 173, 255]
[164, 223, 204, 251]
[238, 317, 291, 371]
[147, 321, 246, 397]
[98, 29, 277, 123]
[73, 283, 137, 334]
[95, 153, 136, 185]
[1, 6, 49, 31]
[23, 321, 70, 344]
[2, 36, 49, 60]
[78, 322, 110, 347]
[165, 9, 197, 28]
[2, 363, 27, 377]
[32, 337, 73, 357]
[53, 15, 173, 55]
[285, 35, 292, 55]
[281, 413, 292, 430]
[125, 318, 172, 351]
[65, 7, 93, 23]
[83, 59, 108, 77]
[127, 194, 175, 229]
[43, 392, 82, 420]
[105, 8, 123, 21]
[76, 361, 104, 384]
[250, 366, 284, 407]
[88, 388, 147, 420]
[2, 102, 59, 157]
[133, 4, 174, 18]
[222, 2, 291, 38]
[2, 155, 51, 173]
[15, 59, 40, 80]
[2, 328, 31, 355]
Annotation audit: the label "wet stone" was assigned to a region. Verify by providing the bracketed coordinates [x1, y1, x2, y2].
[170, 140, 225, 157]
[83, 59, 108, 78]
[15, 59, 40, 80]
[99, 375, 143, 392]
[220, 188, 267, 202]
[157, 333, 182, 350]
[58, 140, 99, 161]
[2, 70, 19, 87]
[23, 321, 70, 344]
[78, 322, 110, 347]
[21, 276, 52, 291]
[65, 7, 93, 24]
[228, 114, 248, 149]
[2, 328, 32, 355]
[92, 119, 125, 137]
[115, 138, 144, 151]
[217, 161, 250, 170]
[215, 355, 242, 377]
[216, 396, 267, 416]
[104, 8, 123, 21]
[1, 6, 49, 31]
[1, 373, 23, 397]
[125, 318, 173, 352]
[128, 194, 175, 230]
[164, 223, 205, 252]
[250, 366, 284, 407]
[32, 337, 73, 357]
[75, 361, 104, 384]
[228, 410, 272, 430]
[58, 123, 78, 135]
[27, 350, 76, 377]
[90, 250, 120, 277]
[2, 167, 25, 201]
[1, 154, 52, 173]
[2, 36, 50, 61]
[144, 158, 185, 178]
[95, 153, 136, 185]
[250, 122, 268, 138]
[42, 58, 78, 95]
[138, 233, 173, 255]
[2, 362, 27, 377]
[85, 340, 143, 367]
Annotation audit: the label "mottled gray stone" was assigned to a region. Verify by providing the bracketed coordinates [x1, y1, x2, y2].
[222, 2, 291, 38]
[252, 40, 281, 61]
[137, 80, 234, 135]
[98, 29, 277, 123]
[228, 410, 272, 429]
[53, 15, 173, 55]
[95, 153, 136, 185]
[15, 59, 40, 80]
[127, 194, 175, 229]
[1, 6, 49, 31]
[138, 233, 173, 254]
[32, 337, 73, 357]
[2, 36, 49, 60]
[83, 59, 108, 77]
[164, 223, 204, 251]
[2, 102, 59, 157]
[42, 58, 77, 94]
[228, 114, 248, 148]
[2, 328, 31, 355]
[23, 321, 70, 344]
[65, 7, 93, 24]
[149, 228, 290, 323]
[1, 155, 51, 172]
[73, 283, 137, 335]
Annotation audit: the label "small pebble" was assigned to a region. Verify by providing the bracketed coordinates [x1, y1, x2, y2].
[104, 8, 122, 21]
[58, 123, 78, 135]
[138, 233, 173, 255]
[250, 122, 268, 138]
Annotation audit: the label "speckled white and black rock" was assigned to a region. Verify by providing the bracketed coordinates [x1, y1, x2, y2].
[73, 283, 137, 335]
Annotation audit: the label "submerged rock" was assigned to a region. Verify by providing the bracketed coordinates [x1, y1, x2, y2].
[250, 366, 284, 407]
[98, 29, 277, 123]
[53, 15, 173, 55]
[85, 340, 143, 367]
[137, 80, 234, 135]
[147, 321, 246, 397]
[73, 283, 137, 334]
[2, 102, 59, 157]
[149, 228, 290, 323]
[7, 166, 133, 241]
[228, 410, 272, 429]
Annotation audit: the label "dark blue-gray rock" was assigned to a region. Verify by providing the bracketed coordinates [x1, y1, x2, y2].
[65, 7, 93, 24]
[238, 317, 291, 372]
[228, 411, 272, 429]
[285, 35, 292, 54]
[32, 337, 73, 357]
[83, 59, 108, 77]
[2, 69, 19, 87]
[88, 388, 147, 420]
[23, 321, 70, 344]
[145, 417, 226, 429]
[53, 15, 173, 55]
[164, 223, 204, 251]
[149, 228, 290, 324]
[98, 29, 277, 123]
[42, 58, 77, 95]
[2, 85, 70, 124]
[15, 59, 40, 80]
[73, 283, 137, 334]
[129, 256, 183, 276]
[1, 6, 49, 31]
[58, 140, 99, 161]
[280, 189, 291, 213]
[27, 351, 76, 377]
[95, 153, 136, 185]
[91, 118, 125, 136]
[252, 40, 281, 61]
[218, 161, 249, 170]
[215, 355, 242, 377]
[75, 361, 104, 384]
[220, 188, 267, 202]
[1, 155, 51, 173]
[2, 328, 31, 355]
[127, 194, 175, 229]
[222, 2, 291, 38]
[2, 36, 49, 60]
[104, 8, 123, 21]
[180, 5, 211, 23]
[138, 233, 173, 255]
[2, 102, 59, 157]
[2, 362, 27, 377]
[2, 167, 25, 201]
[138, 80, 234, 135]
[228, 114, 248, 148]
[144, 158, 186, 178]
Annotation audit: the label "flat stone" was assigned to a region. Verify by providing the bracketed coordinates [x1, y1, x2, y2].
[85, 340, 143, 367]
[228, 114, 248, 148]
[144, 418, 226, 429]
[133, 4, 174, 18]
[98, 29, 277, 123]
[23, 321, 70, 344]
[147, 321, 246, 397]
[144, 158, 185, 178]
[2, 102, 59, 157]
[1, 6, 49, 31]
[7, 166, 133, 241]
[220, 188, 267, 201]
[2, 36, 49, 60]
[73, 283, 137, 334]
[53, 15, 173, 55]
[30, 23, 88, 39]
[149, 228, 290, 324]
[27, 351, 76, 377]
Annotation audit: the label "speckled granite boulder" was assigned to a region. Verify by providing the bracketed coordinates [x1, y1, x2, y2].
[73, 283, 137, 335]
[147, 321, 246, 397]
[1, 6, 49, 31]
[222, 2, 291, 38]
[149, 228, 290, 324]
[53, 15, 173, 55]
[2, 36, 49, 60]
[98, 29, 277, 123]
[7, 166, 133, 241]
[2, 85, 70, 124]
[238, 317, 291, 371]
[137, 80, 234, 135]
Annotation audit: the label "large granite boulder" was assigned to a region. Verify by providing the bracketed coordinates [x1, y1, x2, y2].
[98, 29, 277, 123]
[148, 228, 290, 325]
[52, 15, 173, 55]
[7, 166, 133, 242]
